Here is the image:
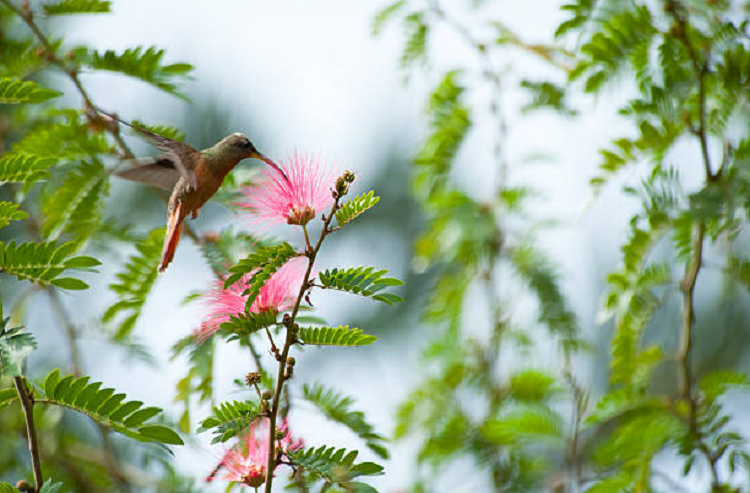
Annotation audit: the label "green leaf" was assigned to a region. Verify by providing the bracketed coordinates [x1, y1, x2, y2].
[43, 0, 110, 15]
[39, 368, 184, 445]
[136, 425, 183, 445]
[371, 0, 406, 36]
[289, 445, 383, 485]
[318, 266, 404, 304]
[0, 240, 99, 288]
[79, 46, 193, 99]
[0, 153, 57, 185]
[509, 246, 577, 342]
[0, 317, 36, 377]
[584, 473, 633, 493]
[38, 479, 65, 493]
[400, 12, 428, 69]
[414, 71, 471, 200]
[335, 190, 380, 227]
[303, 383, 388, 458]
[216, 310, 278, 342]
[12, 109, 113, 159]
[0, 78, 61, 104]
[0, 483, 16, 493]
[700, 370, 750, 405]
[103, 227, 163, 339]
[0, 386, 18, 408]
[0, 39, 46, 78]
[509, 370, 558, 403]
[224, 242, 298, 310]
[130, 120, 185, 141]
[197, 400, 259, 444]
[482, 407, 564, 445]
[0, 201, 28, 229]
[42, 159, 109, 241]
[298, 325, 377, 347]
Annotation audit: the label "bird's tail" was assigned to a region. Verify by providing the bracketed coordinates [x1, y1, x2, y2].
[160, 203, 184, 272]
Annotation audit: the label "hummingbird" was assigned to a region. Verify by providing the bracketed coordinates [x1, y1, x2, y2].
[104, 112, 287, 272]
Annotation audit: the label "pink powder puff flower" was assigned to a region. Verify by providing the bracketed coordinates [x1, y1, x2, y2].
[198, 256, 307, 341]
[238, 150, 337, 227]
[207, 418, 303, 488]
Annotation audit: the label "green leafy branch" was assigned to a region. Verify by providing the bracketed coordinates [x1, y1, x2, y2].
[288, 446, 384, 492]
[303, 383, 388, 458]
[197, 400, 259, 444]
[40, 369, 183, 445]
[0, 240, 100, 289]
[102, 227, 163, 339]
[224, 242, 298, 310]
[298, 325, 377, 347]
[317, 266, 404, 305]
[335, 190, 380, 227]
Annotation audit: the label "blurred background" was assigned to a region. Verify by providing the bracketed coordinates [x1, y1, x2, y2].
[3, 0, 750, 492]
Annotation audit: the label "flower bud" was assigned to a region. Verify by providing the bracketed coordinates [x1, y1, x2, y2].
[335, 170, 355, 197]
[262, 390, 273, 400]
[275, 429, 286, 440]
[16, 480, 32, 492]
[245, 372, 262, 387]
[286, 356, 296, 367]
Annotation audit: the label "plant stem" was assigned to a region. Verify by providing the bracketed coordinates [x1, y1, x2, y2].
[668, 3, 721, 487]
[264, 197, 340, 493]
[14, 376, 43, 492]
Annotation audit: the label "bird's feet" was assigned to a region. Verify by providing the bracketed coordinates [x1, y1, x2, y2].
[191, 209, 200, 220]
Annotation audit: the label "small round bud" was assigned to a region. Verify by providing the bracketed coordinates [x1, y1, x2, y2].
[245, 372, 262, 387]
[286, 356, 296, 367]
[16, 480, 32, 491]
[291, 324, 300, 335]
[262, 390, 273, 400]
[275, 429, 286, 440]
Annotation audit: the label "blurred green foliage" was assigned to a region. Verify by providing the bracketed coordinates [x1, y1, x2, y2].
[376, 0, 750, 491]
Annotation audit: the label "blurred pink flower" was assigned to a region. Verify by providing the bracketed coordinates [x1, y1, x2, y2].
[198, 257, 307, 341]
[207, 418, 302, 488]
[238, 150, 336, 227]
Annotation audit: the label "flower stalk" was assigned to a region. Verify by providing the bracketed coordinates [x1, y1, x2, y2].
[264, 191, 342, 493]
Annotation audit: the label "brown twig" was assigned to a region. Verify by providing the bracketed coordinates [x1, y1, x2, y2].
[14, 376, 43, 492]
[264, 196, 341, 493]
[668, 2, 720, 486]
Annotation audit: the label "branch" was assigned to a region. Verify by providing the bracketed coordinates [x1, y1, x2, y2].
[264, 195, 341, 493]
[14, 376, 43, 492]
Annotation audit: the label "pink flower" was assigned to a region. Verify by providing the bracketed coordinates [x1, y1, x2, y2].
[198, 257, 307, 341]
[238, 150, 336, 227]
[207, 418, 303, 488]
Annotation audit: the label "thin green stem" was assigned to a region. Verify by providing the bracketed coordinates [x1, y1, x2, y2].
[14, 376, 43, 492]
[264, 197, 340, 493]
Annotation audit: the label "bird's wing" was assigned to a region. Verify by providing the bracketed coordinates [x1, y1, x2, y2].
[101, 110, 199, 190]
[114, 158, 182, 191]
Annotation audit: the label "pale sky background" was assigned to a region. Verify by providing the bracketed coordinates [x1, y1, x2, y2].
[22, 1, 750, 492]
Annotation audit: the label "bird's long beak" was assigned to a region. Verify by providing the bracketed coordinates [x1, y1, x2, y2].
[253, 152, 290, 184]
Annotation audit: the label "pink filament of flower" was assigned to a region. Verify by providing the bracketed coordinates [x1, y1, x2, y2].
[198, 257, 307, 341]
[238, 150, 336, 227]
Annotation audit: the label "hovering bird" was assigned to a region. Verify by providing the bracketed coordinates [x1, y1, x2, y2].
[104, 111, 287, 272]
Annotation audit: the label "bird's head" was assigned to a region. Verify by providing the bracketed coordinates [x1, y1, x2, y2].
[216, 133, 289, 182]
[217, 133, 263, 160]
